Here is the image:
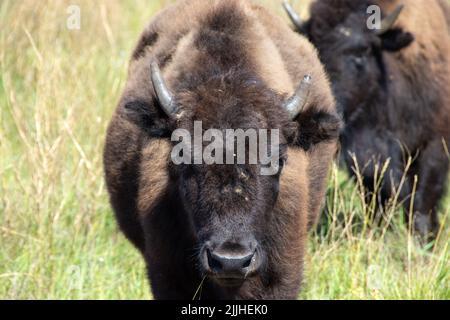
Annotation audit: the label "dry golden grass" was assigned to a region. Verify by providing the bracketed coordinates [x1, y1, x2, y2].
[0, 0, 448, 299]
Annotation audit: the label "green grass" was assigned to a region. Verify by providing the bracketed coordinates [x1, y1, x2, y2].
[0, 0, 448, 300]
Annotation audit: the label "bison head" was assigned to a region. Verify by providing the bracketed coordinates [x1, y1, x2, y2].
[284, 1, 414, 121]
[126, 61, 341, 288]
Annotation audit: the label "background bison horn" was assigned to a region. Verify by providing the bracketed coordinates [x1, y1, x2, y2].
[376, 5, 404, 35]
[150, 61, 178, 117]
[282, 1, 306, 34]
[284, 75, 312, 119]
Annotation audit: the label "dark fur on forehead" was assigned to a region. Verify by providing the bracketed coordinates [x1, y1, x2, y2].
[307, 0, 371, 40]
[177, 69, 289, 132]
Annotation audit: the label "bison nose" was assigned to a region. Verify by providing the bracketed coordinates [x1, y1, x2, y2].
[204, 239, 261, 280]
[207, 250, 255, 275]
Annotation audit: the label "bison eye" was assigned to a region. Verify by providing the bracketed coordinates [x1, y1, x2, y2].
[350, 48, 370, 69]
[351, 56, 364, 69]
[351, 45, 371, 58]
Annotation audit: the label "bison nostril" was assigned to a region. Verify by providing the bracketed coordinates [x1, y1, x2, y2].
[207, 249, 222, 271]
[241, 255, 252, 268]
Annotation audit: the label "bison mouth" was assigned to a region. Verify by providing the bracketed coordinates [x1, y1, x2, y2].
[213, 276, 246, 288]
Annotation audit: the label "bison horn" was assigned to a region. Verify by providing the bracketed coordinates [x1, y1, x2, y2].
[376, 5, 404, 35]
[284, 75, 312, 120]
[150, 61, 178, 117]
[282, 1, 305, 34]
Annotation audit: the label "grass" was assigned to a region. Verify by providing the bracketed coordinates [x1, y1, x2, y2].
[0, 0, 448, 300]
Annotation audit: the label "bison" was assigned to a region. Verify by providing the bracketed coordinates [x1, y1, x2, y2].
[284, 0, 450, 241]
[104, 0, 341, 300]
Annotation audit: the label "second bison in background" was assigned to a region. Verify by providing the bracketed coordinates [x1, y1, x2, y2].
[104, 0, 341, 299]
[285, 0, 450, 241]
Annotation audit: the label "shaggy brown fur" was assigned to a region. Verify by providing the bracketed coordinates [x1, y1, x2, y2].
[104, 0, 340, 300]
[294, 0, 450, 240]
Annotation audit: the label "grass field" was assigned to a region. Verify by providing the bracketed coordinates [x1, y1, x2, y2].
[0, 0, 448, 300]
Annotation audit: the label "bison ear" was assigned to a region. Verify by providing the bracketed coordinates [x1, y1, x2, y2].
[380, 28, 414, 52]
[122, 99, 173, 138]
[287, 108, 343, 151]
[121, 61, 181, 138]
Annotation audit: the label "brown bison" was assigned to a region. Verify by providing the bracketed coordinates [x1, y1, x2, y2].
[284, 0, 450, 241]
[104, 0, 341, 299]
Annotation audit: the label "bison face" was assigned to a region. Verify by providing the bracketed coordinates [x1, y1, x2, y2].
[176, 160, 283, 287]
[317, 15, 385, 119]
[170, 104, 288, 287]
[289, 2, 414, 122]
[315, 18, 413, 122]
